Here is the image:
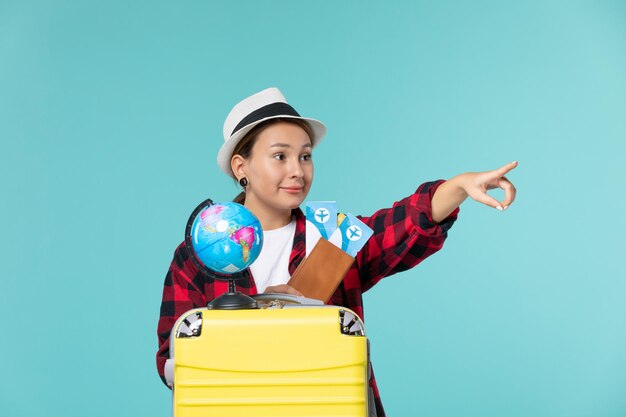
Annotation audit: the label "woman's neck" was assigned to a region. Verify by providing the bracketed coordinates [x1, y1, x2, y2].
[244, 201, 293, 231]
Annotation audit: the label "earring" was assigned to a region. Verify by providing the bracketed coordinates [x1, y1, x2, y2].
[239, 177, 248, 187]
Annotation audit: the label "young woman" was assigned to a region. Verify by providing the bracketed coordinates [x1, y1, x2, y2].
[156, 87, 517, 416]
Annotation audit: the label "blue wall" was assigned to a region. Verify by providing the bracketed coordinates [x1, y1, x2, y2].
[1, 1, 625, 416]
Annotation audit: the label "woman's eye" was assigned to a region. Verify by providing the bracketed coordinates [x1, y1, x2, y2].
[273, 153, 285, 161]
[300, 154, 312, 161]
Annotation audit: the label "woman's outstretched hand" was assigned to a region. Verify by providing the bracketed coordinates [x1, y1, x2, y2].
[461, 161, 518, 210]
[431, 161, 518, 223]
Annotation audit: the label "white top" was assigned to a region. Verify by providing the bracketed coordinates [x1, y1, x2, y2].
[250, 217, 297, 293]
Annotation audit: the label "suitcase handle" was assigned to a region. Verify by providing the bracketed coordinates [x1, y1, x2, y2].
[164, 358, 174, 387]
[251, 293, 324, 306]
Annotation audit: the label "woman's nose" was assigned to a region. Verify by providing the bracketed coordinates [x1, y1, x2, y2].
[288, 157, 304, 178]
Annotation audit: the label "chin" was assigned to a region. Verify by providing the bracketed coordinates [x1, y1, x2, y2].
[285, 199, 305, 210]
[281, 194, 307, 210]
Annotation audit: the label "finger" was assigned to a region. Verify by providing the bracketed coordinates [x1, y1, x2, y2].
[264, 285, 284, 294]
[269, 285, 303, 296]
[469, 190, 505, 211]
[491, 161, 519, 179]
[498, 177, 517, 209]
[287, 286, 304, 296]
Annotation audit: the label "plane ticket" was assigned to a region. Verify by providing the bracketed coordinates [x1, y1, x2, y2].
[305, 201, 338, 256]
[328, 213, 374, 257]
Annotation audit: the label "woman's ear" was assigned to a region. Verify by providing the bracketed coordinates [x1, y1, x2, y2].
[231, 154, 247, 179]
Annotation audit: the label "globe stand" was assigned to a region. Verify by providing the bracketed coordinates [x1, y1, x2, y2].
[207, 278, 259, 310]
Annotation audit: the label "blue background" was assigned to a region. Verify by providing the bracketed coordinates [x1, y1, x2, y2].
[1, 1, 625, 416]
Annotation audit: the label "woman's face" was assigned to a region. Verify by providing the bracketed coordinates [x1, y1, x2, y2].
[241, 121, 314, 215]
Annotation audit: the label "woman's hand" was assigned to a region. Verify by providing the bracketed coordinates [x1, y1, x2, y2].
[459, 161, 518, 210]
[431, 161, 518, 223]
[263, 284, 303, 296]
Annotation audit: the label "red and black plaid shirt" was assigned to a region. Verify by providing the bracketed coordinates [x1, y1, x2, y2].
[156, 180, 458, 416]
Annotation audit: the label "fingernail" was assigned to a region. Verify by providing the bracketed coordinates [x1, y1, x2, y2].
[503, 205, 509, 210]
[496, 205, 503, 211]
[512, 161, 518, 164]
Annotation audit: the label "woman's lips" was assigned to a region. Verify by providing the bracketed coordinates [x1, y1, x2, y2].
[281, 187, 304, 194]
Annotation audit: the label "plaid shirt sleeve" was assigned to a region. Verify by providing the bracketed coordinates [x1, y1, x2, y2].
[155, 242, 209, 386]
[355, 180, 459, 292]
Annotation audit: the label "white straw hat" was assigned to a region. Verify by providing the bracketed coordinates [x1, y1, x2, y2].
[217, 87, 327, 177]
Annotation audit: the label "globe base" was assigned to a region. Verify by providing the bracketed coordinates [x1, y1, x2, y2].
[207, 291, 259, 310]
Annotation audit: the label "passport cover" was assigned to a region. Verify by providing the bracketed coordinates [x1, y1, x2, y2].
[288, 238, 355, 303]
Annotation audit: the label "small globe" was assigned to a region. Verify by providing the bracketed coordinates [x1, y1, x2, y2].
[188, 202, 263, 274]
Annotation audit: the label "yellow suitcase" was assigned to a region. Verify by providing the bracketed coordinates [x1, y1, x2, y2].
[164, 294, 370, 417]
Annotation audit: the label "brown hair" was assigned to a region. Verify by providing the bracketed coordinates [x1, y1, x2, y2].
[231, 118, 313, 204]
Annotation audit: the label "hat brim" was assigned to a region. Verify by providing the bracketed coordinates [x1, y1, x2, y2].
[217, 115, 326, 178]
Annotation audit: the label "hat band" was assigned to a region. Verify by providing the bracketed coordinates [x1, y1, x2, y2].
[231, 102, 300, 136]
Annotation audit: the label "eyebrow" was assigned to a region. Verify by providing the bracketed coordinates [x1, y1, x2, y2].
[270, 143, 312, 149]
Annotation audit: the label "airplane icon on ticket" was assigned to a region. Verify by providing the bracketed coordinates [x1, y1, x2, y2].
[315, 208, 330, 223]
[347, 226, 361, 241]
